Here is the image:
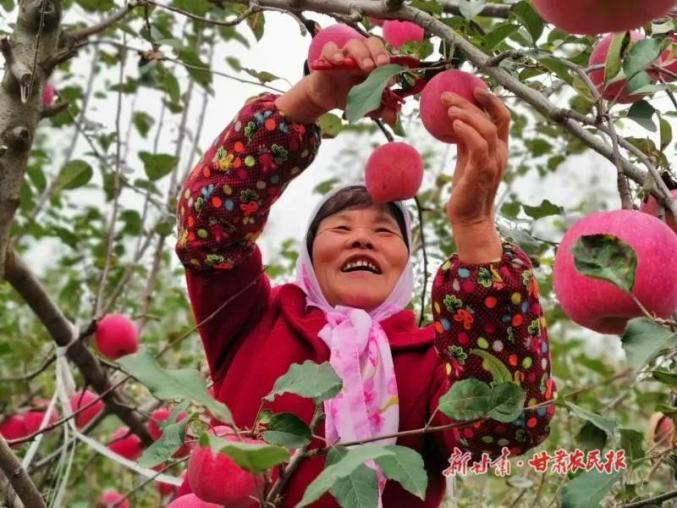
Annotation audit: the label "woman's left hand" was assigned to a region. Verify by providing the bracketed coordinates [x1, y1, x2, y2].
[443, 88, 511, 263]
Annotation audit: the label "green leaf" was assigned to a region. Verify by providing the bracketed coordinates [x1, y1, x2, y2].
[522, 199, 563, 220]
[623, 38, 662, 79]
[262, 413, 312, 448]
[652, 368, 677, 386]
[470, 349, 513, 385]
[488, 382, 526, 423]
[564, 402, 617, 437]
[457, 0, 486, 20]
[627, 101, 656, 132]
[118, 350, 232, 424]
[659, 116, 673, 151]
[138, 419, 187, 467]
[139, 152, 179, 181]
[318, 113, 343, 139]
[560, 469, 621, 508]
[132, 111, 155, 138]
[605, 33, 627, 82]
[330, 463, 379, 508]
[297, 446, 395, 507]
[0, 0, 14, 12]
[247, 11, 265, 41]
[209, 435, 289, 473]
[313, 178, 340, 195]
[375, 446, 428, 500]
[572, 234, 637, 294]
[510, 1, 543, 44]
[171, 0, 212, 16]
[55, 160, 93, 190]
[410, 0, 443, 14]
[438, 378, 492, 421]
[176, 48, 212, 88]
[538, 56, 574, 85]
[576, 421, 607, 452]
[264, 361, 342, 404]
[346, 64, 405, 123]
[619, 428, 645, 463]
[621, 318, 677, 369]
[120, 209, 142, 236]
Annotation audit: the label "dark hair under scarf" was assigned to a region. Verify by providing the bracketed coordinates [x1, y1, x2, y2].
[306, 185, 409, 258]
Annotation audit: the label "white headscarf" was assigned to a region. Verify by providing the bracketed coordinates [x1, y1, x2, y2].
[292, 183, 415, 504]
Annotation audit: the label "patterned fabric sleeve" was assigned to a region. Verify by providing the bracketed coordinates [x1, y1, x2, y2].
[176, 92, 322, 271]
[174, 93, 322, 380]
[429, 240, 557, 461]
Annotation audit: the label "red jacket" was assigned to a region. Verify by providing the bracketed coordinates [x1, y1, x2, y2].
[175, 93, 556, 507]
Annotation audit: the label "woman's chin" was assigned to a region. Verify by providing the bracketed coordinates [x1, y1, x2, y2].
[336, 291, 384, 312]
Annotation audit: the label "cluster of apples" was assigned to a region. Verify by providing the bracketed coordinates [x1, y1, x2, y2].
[309, 24, 492, 203]
[0, 389, 104, 443]
[532, 0, 676, 103]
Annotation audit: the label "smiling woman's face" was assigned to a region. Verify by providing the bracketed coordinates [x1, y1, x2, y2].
[311, 204, 409, 312]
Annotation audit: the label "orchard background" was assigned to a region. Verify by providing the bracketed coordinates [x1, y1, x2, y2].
[0, 0, 675, 507]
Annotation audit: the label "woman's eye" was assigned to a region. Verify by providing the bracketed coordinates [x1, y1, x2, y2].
[334, 226, 350, 231]
[377, 228, 394, 234]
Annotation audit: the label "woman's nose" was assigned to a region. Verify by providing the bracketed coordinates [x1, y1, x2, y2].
[347, 228, 375, 249]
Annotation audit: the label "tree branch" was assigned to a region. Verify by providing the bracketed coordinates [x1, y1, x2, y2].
[440, 1, 511, 19]
[0, 436, 45, 508]
[68, 0, 140, 43]
[3, 248, 153, 446]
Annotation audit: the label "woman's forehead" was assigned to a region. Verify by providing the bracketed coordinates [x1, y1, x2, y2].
[325, 205, 398, 224]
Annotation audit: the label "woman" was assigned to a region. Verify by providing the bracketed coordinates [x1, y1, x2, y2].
[175, 35, 555, 507]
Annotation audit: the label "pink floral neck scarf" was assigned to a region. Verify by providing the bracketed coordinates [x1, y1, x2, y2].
[292, 184, 415, 504]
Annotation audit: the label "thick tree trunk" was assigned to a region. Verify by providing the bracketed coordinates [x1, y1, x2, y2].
[0, 0, 63, 279]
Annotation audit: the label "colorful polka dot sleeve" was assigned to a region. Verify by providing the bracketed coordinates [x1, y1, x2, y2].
[430, 241, 556, 461]
[175, 93, 322, 271]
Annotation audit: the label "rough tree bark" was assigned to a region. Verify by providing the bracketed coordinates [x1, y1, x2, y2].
[0, 436, 45, 508]
[0, 0, 62, 280]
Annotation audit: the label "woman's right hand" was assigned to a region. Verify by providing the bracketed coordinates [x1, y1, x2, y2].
[305, 36, 399, 126]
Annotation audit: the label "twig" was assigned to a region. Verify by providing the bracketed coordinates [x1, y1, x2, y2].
[266, 407, 323, 504]
[141, 0, 258, 27]
[69, 1, 140, 43]
[0, 351, 56, 383]
[622, 489, 677, 508]
[0, 436, 46, 508]
[93, 41, 127, 317]
[89, 39, 286, 93]
[439, 1, 510, 19]
[414, 196, 429, 327]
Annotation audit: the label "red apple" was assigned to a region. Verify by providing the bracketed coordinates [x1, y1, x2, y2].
[553, 209, 677, 335]
[365, 142, 424, 203]
[108, 427, 143, 461]
[42, 82, 55, 106]
[98, 490, 129, 508]
[0, 415, 27, 442]
[23, 410, 59, 435]
[308, 24, 365, 64]
[532, 0, 676, 36]
[420, 69, 489, 143]
[148, 407, 191, 457]
[187, 427, 266, 507]
[589, 31, 656, 104]
[70, 389, 104, 428]
[640, 189, 677, 232]
[368, 17, 385, 27]
[167, 494, 222, 508]
[382, 20, 425, 48]
[95, 314, 139, 360]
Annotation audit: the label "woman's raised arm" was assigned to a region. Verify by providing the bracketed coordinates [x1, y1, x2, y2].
[427, 89, 555, 461]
